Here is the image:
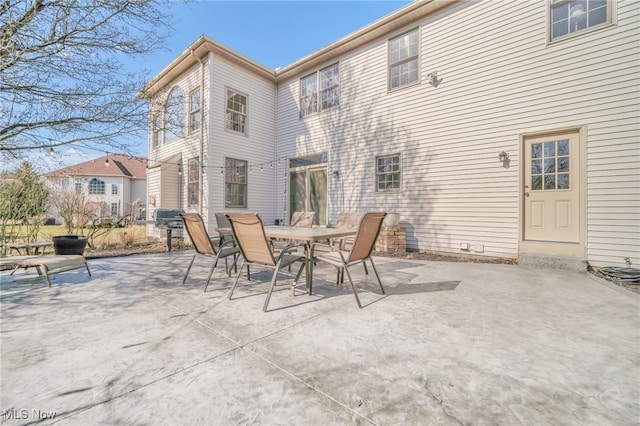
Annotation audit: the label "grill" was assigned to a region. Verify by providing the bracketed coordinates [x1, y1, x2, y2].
[152, 209, 184, 251]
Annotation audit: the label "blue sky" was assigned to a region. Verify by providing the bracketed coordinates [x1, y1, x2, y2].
[19, 0, 412, 173]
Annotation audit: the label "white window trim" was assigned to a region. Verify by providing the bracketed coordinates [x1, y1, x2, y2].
[299, 62, 340, 119]
[224, 157, 248, 208]
[547, 0, 615, 44]
[224, 87, 248, 136]
[388, 27, 421, 92]
[189, 88, 202, 134]
[375, 153, 402, 193]
[187, 157, 200, 208]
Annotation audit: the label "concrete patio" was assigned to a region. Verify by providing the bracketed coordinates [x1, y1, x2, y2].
[1, 251, 638, 425]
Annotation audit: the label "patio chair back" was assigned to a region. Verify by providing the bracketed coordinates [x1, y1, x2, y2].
[335, 212, 364, 229]
[348, 212, 386, 263]
[214, 212, 231, 230]
[290, 211, 315, 227]
[181, 213, 217, 256]
[226, 213, 276, 266]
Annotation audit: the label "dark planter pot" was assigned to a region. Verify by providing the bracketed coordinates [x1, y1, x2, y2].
[52, 235, 88, 255]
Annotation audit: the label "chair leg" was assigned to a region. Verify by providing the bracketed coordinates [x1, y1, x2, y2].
[183, 254, 197, 285]
[342, 266, 363, 309]
[204, 252, 223, 292]
[363, 262, 368, 275]
[368, 257, 385, 295]
[263, 263, 282, 312]
[292, 260, 306, 296]
[228, 259, 246, 300]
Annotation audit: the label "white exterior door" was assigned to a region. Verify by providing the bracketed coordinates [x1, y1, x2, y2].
[523, 131, 581, 245]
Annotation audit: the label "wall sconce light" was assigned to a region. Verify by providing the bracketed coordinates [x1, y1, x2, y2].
[427, 71, 442, 87]
[333, 170, 340, 180]
[498, 151, 509, 163]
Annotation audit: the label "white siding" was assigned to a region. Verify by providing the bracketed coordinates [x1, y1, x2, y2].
[275, 0, 640, 267]
[205, 53, 277, 230]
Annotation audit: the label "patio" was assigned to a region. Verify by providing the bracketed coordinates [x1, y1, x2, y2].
[1, 252, 638, 425]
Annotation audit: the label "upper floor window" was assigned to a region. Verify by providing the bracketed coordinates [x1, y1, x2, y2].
[111, 203, 118, 216]
[187, 158, 199, 207]
[111, 184, 118, 195]
[164, 87, 184, 143]
[376, 154, 401, 192]
[75, 182, 82, 193]
[225, 158, 247, 208]
[300, 63, 340, 118]
[550, 0, 610, 41]
[389, 28, 419, 90]
[225, 88, 247, 134]
[88, 178, 105, 195]
[189, 89, 201, 133]
[151, 114, 161, 148]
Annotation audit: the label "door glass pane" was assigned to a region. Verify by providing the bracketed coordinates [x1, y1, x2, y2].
[532, 175, 542, 190]
[557, 139, 570, 155]
[532, 143, 542, 159]
[544, 142, 556, 157]
[532, 159, 542, 174]
[309, 169, 327, 226]
[558, 156, 569, 172]
[558, 173, 570, 189]
[544, 158, 556, 173]
[289, 171, 306, 221]
[544, 175, 556, 190]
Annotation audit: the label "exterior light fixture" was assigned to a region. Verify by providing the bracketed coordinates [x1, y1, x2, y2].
[498, 151, 509, 163]
[427, 71, 442, 87]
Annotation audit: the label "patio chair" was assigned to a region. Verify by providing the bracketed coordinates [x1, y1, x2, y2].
[290, 211, 315, 227]
[226, 213, 307, 312]
[312, 212, 387, 308]
[180, 212, 240, 292]
[214, 212, 234, 246]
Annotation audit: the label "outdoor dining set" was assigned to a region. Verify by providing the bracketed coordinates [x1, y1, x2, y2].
[179, 211, 388, 312]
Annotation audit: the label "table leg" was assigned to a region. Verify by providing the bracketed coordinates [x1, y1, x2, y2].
[306, 242, 313, 295]
[166, 228, 172, 252]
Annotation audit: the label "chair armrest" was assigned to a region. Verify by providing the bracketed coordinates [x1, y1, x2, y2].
[218, 238, 237, 249]
[275, 243, 307, 262]
[310, 242, 336, 257]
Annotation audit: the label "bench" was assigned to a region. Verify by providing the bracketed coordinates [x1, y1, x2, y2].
[0, 255, 91, 288]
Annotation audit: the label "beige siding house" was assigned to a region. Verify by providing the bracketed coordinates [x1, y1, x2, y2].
[140, 0, 639, 268]
[44, 154, 148, 223]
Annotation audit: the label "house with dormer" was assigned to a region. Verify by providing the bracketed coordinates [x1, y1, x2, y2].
[44, 154, 148, 223]
[139, 0, 639, 269]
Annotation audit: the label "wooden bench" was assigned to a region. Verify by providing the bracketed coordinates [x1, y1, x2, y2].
[0, 255, 91, 288]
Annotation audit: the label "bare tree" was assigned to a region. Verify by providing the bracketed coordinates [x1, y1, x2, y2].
[0, 0, 171, 159]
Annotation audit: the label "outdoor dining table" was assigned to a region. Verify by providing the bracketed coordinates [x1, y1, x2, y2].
[7, 241, 53, 256]
[216, 225, 357, 293]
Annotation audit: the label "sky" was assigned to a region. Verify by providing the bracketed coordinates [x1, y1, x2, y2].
[13, 0, 413, 173]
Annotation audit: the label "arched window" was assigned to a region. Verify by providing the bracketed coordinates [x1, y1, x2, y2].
[88, 178, 105, 194]
[164, 87, 185, 143]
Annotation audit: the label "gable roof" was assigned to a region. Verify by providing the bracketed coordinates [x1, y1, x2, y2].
[44, 154, 147, 179]
[138, 0, 460, 98]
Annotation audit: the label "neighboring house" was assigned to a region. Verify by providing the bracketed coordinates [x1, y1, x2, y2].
[44, 154, 148, 223]
[139, 0, 639, 268]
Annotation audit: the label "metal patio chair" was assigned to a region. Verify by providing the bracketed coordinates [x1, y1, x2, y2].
[226, 213, 307, 312]
[180, 212, 240, 292]
[312, 212, 387, 308]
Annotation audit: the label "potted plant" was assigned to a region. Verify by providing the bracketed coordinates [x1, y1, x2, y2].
[48, 186, 90, 255]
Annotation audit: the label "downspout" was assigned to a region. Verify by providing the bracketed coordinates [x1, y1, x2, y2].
[191, 49, 206, 217]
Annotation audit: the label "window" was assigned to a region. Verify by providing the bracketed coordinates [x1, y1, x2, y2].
[111, 184, 118, 195]
[376, 154, 401, 192]
[88, 178, 105, 194]
[187, 158, 199, 207]
[189, 89, 201, 133]
[111, 203, 119, 216]
[389, 29, 419, 90]
[550, 0, 610, 41]
[75, 182, 82, 193]
[225, 89, 247, 134]
[152, 114, 161, 148]
[164, 86, 184, 143]
[225, 158, 247, 208]
[300, 63, 339, 118]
